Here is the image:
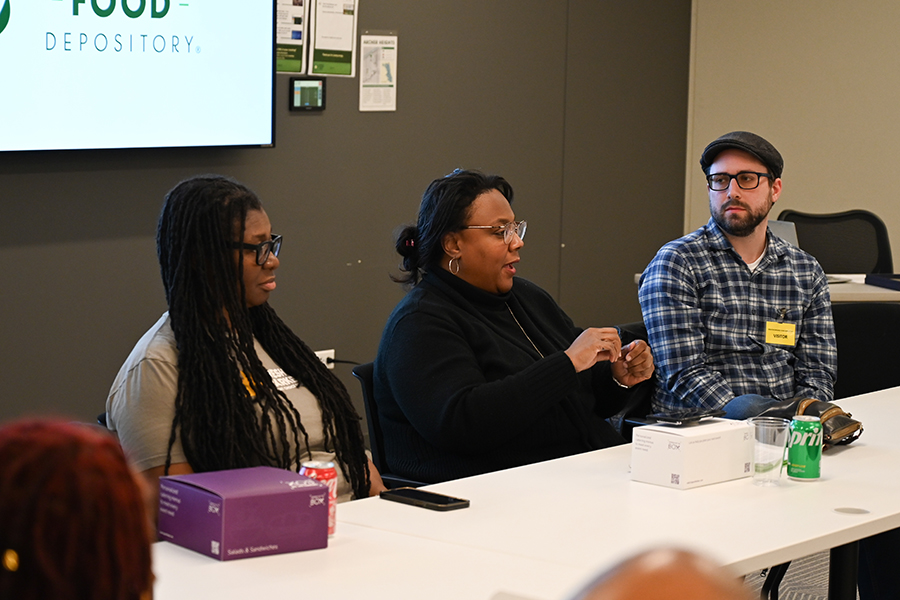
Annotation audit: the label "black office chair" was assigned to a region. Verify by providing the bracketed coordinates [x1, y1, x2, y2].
[832, 302, 900, 399]
[777, 209, 893, 273]
[351, 362, 424, 489]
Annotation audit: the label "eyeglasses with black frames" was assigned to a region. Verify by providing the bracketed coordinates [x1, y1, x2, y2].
[230, 234, 283, 266]
[706, 171, 773, 191]
[463, 220, 527, 244]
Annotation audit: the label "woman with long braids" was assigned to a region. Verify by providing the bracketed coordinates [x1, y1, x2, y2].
[374, 169, 654, 484]
[107, 175, 384, 508]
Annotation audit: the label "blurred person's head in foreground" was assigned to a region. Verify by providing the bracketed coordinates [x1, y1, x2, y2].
[0, 419, 153, 600]
[571, 547, 751, 600]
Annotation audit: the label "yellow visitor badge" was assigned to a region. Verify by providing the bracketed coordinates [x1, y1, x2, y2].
[765, 321, 796, 346]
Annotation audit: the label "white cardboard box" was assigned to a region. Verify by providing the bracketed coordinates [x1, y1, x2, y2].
[631, 418, 753, 489]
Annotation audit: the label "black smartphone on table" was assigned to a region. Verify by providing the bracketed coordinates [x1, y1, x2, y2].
[379, 487, 470, 511]
[647, 409, 726, 425]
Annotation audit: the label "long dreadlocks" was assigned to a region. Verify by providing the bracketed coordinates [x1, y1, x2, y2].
[156, 175, 370, 499]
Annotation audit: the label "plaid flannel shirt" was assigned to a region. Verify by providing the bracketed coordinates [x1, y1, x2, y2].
[638, 219, 837, 414]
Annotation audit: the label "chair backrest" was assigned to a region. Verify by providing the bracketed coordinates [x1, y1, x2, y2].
[351, 362, 425, 488]
[778, 209, 893, 273]
[351, 362, 387, 474]
[831, 302, 900, 399]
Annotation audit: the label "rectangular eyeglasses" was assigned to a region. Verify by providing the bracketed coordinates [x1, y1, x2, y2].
[706, 172, 773, 191]
[463, 220, 527, 244]
[230, 234, 282, 265]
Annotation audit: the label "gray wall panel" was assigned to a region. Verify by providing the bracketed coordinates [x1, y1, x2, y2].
[560, 0, 691, 327]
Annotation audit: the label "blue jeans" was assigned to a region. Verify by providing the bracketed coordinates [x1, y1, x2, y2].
[721, 394, 781, 420]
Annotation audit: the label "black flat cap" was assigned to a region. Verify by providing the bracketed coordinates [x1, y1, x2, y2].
[700, 131, 783, 178]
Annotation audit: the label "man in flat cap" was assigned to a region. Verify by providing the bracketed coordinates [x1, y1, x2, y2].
[638, 131, 836, 419]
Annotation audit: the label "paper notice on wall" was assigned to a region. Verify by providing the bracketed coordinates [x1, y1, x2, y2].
[309, 0, 358, 77]
[359, 34, 397, 111]
[276, 0, 309, 73]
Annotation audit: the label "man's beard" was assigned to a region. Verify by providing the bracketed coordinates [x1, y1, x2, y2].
[711, 191, 774, 237]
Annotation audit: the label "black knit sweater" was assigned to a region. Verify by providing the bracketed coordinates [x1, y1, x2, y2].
[373, 268, 629, 483]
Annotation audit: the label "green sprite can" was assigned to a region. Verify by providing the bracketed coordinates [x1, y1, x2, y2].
[787, 415, 822, 480]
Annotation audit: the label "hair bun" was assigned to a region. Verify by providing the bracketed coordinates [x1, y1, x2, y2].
[396, 226, 419, 259]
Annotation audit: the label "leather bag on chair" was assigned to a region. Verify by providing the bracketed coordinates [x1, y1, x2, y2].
[758, 398, 863, 448]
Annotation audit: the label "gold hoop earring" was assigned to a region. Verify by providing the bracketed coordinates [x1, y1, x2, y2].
[449, 256, 461, 275]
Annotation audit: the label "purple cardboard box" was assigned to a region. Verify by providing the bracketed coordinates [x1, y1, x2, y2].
[158, 466, 328, 560]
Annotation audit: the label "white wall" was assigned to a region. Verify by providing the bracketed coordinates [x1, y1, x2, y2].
[687, 0, 900, 267]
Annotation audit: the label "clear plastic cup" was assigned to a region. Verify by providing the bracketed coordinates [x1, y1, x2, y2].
[748, 416, 791, 486]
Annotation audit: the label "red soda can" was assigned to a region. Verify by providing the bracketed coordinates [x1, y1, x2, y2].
[300, 461, 337, 535]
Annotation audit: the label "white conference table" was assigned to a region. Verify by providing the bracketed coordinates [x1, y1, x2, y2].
[154, 390, 900, 600]
[828, 275, 900, 302]
[153, 522, 585, 600]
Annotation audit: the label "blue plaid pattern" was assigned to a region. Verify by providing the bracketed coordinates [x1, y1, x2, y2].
[639, 219, 836, 414]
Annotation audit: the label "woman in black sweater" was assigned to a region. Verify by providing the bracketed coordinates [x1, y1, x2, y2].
[373, 169, 654, 483]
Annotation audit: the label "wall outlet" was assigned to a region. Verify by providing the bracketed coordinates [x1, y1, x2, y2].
[314, 349, 335, 369]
